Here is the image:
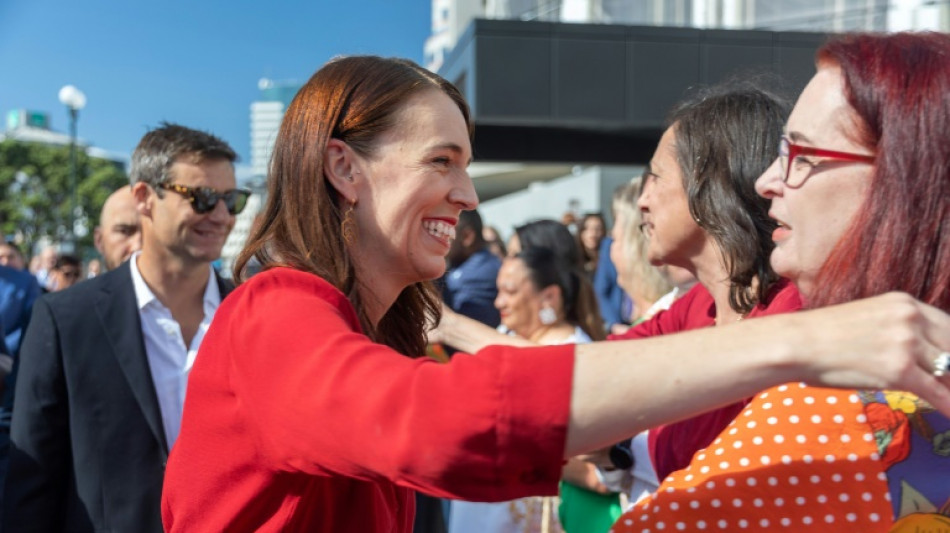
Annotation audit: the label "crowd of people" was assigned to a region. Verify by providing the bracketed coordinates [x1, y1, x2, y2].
[0, 31, 948, 533]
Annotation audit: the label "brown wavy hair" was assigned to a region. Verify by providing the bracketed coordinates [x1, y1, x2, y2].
[234, 56, 472, 356]
[669, 80, 791, 313]
[614, 178, 673, 305]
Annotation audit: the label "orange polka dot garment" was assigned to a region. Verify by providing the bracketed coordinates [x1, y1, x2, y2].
[611, 383, 950, 532]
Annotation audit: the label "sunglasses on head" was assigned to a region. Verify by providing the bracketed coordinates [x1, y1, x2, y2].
[157, 183, 251, 215]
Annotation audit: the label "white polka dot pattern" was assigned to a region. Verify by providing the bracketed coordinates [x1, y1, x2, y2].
[610, 385, 893, 533]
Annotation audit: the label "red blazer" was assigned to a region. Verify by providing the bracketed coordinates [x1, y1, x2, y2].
[161, 268, 573, 532]
[610, 280, 802, 481]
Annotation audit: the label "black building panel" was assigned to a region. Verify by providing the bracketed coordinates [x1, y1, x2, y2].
[553, 24, 627, 122]
[440, 19, 827, 164]
[701, 30, 776, 85]
[477, 35, 553, 118]
[626, 40, 700, 126]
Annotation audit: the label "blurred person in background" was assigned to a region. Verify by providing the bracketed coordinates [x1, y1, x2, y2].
[614, 31, 950, 532]
[85, 259, 102, 279]
[47, 254, 82, 292]
[482, 225, 506, 259]
[609, 178, 695, 326]
[0, 243, 26, 271]
[31, 246, 58, 291]
[450, 246, 609, 533]
[442, 209, 501, 328]
[494, 247, 603, 348]
[456, 215, 621, 531]
[447, 216, 622, 533]
[577, 213, 606, 279]
[594, 187, 633, 335]
[507, 220, 581, 267]
[502, 220, 603, 338]
[0, 262, 40, 506]
[94, 185, 143, 271]
[0, 262, 37, 361]
[560, 211, 577, 234]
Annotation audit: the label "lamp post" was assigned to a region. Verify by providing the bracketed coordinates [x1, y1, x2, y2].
[58, 85, 86, 248]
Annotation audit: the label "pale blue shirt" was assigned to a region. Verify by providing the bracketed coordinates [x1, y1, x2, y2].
[130, 252, 220, 449]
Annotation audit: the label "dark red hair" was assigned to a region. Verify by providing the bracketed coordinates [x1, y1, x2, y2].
[809, 32, 950, 312]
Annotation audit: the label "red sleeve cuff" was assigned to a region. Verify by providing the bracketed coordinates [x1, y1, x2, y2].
[479, 343, 574, 498]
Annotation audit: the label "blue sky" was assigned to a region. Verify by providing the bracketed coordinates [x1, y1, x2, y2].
[0, 0, 432, 165]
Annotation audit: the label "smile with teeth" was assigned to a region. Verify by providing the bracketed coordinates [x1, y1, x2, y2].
[423, 220, 456, 242]
[195, 227, 226, 238]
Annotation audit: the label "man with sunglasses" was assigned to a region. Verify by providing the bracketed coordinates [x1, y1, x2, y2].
[4, 123, 247, 532]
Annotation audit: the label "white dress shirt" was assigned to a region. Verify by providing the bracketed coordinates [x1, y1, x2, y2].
[130, 252, 220, 449]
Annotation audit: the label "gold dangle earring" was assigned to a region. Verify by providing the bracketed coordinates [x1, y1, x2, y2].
[341, 201, 357, 244]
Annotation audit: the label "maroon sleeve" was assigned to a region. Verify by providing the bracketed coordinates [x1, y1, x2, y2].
[607, 284, 713, 341]
[648, 400, 751, 482]
[747, 278, 803, 318]
[648, 280, 803, 481]
[227, 269, 574, 501]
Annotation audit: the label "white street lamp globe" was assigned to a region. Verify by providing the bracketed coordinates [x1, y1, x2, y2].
[58, 85, 87, 111]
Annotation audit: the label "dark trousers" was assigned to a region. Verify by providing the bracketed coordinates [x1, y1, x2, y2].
[413, 492, 447, 533]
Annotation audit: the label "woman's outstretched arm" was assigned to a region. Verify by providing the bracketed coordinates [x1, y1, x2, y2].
[564, 292, 950, 456]
[430, 306, 536, 351]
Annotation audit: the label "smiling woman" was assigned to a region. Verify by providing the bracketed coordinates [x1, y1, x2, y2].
[160, 55, 950, 533]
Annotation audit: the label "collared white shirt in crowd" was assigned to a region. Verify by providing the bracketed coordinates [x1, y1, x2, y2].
[130, 251, 220, 449]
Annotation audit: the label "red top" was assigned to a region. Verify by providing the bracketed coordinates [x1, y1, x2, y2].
[610, 280, 802, 480]
[161, 268, 574, 533]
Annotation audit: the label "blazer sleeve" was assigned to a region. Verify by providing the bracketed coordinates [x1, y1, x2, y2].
[2, 297, 70, 532]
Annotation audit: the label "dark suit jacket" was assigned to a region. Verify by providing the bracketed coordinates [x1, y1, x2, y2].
[2, 261, 232, 532]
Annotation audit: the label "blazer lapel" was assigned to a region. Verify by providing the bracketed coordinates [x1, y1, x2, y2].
[94, 263, 170, 456]
[215, 271, 235, 299]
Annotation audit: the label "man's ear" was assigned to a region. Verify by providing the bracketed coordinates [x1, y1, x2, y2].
[324, 139, 358, 204]
[93, 227, 104, 254]
[131, 182, 153, 219]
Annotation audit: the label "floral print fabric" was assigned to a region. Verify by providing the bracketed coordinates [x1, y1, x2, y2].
[610, 383, 950, 532]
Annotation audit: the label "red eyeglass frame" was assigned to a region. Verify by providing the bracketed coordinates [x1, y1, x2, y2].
[780, 136, 876, 184]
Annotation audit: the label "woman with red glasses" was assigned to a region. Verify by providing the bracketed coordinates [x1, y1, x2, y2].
[612, 31, 950, 533]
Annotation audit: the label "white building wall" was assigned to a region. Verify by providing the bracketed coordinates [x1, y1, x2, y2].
[561, 0, 596, 22]
[888, 0, 943, 30]
[219, 190, 264, 279]
[425, 0, 483, 72]
[451, 0, 946, 34]
[250, 101, 285, 177]
[478, 165, 642, 239]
